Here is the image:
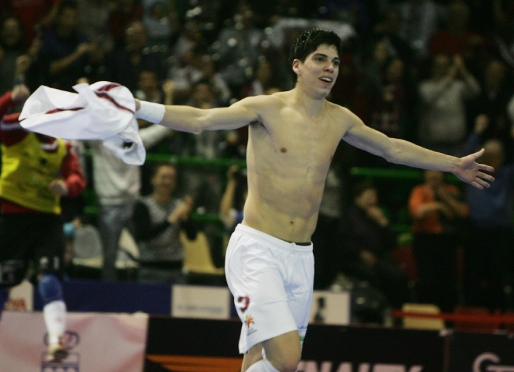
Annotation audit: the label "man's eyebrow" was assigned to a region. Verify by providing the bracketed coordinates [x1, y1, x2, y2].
[313, 53, 340, 61]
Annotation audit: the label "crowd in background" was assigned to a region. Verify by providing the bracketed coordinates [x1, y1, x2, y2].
[1, 0, 514, 318]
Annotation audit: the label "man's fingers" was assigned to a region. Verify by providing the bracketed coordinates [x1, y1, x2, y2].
[478, 171, 495, 182]
[475, 177, 490, 189]
[478, 164, 494, 173]
[471, 181, 484, 190]
[474, 148, 485, 157]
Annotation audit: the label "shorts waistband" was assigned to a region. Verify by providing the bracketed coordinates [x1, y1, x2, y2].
[235, 224, 313, 254]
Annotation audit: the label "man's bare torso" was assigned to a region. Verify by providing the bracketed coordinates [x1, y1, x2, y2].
[239, 90, 347, 242]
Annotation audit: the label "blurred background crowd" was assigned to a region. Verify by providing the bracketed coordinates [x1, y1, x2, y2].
[2, 0, 514, 321]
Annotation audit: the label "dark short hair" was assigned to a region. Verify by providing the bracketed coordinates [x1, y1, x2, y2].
[289, 28, 342, 82]
[151, 161, 177, 179]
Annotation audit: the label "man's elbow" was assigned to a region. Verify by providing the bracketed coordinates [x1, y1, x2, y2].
[382, 147, 400, 163]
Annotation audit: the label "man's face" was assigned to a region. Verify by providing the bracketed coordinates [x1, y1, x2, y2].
[57, 8, 79, 36]
[294, 44, 340, 98]
[152, 166, 177, 194]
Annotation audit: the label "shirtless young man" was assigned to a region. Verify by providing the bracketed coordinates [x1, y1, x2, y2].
[134, 29, 494, 372]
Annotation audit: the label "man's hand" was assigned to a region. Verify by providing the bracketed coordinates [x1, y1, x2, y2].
[454, 148, 495, 189]
[167, 196, 194, 224]
[49, 180, 69, 196]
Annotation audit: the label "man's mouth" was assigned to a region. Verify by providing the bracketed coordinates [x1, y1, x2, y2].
[319, 77, 333, 83]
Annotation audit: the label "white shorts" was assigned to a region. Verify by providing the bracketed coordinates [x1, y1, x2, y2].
[225, 224, 314, 354]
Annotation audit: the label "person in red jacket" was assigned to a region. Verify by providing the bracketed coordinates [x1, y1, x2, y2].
[408, 169, 469, 313]
[0, 84, 86, 363]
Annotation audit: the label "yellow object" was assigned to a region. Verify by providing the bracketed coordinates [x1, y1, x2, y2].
[402, 303, 445, 330]
[181, 231, 224, 276]
[0, 133, 66, 214]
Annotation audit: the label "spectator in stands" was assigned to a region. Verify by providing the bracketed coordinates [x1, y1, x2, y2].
[108, 0, 143, 49]
[141, 0, 180, 55]
[398, 0, 440, 62]
[132, 162, 197, 284]
[80, 76, 171, 280]
[0, 15, 26, 96]
[341, 182, 410, 309]
[469, 60, 514, 161]
[408, 169, 469, 312]
[372, 7, 415, 71]
[239, 59, 281, 99]
[134, 70, 175, 195]
[168, 47, 207, 104]
[37, 1, 94, 91]
[213, 3, 266, 95]
[0, 0, 60, 46]
[186, 80, 224, 159]
[108, 19, 165, 94]
[418, 53, 480, 156]
[76, 0, 114, 52]
[367, 57, 409, 139]
[0, 85, 86, 363]
[463, 115, 514, 311]
[311, 154, 347, 290]
[428, 1, 484, 65]
[220, 165, 248, 236]
[170, 17, 202, 72]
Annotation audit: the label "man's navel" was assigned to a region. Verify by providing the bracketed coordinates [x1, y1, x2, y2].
[280, 147, 287, 153]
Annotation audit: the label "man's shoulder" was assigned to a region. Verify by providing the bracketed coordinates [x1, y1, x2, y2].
[236, 92, 286, 110]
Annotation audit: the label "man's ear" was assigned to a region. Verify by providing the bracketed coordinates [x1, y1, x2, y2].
[292, 59, 301, 76]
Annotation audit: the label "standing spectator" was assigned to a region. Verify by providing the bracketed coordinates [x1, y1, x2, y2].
[469, 60, 514, 161]
[367, 57, 409, 140]
[108, 0, 143, 49]
[37, 1, 94, 91]
[463, 115, 514, 311]
[141, 0, 180, 55]
[408, 170, 469, 312]
[132, 162, 197, 284]
[239, 59, 280, 99]
[213, 3, 266, 95]
[76, 0, 114, 52]
[134, 70, 175, 195]
[311, 156, 347, 290]
[84, 113, 171, 281]
[0, 15, 26, 96]
[0, 0, 60, 46]
[418, 54, 480, 156]
[428, 1, 484, 72]
[398, 0, 441, 62]
[342, 182, 410, 309]
[108, 20, 165, 94]
[186, 80, 224, 159]
[372, 7, 415, 70]
[0, 85, 86, 363]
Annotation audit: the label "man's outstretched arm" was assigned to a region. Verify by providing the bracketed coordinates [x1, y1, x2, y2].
[342, 108, 495, 189]
[135, 98, 259, 133]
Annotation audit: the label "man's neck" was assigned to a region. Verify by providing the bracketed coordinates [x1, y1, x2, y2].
[291, 86, 326, 117]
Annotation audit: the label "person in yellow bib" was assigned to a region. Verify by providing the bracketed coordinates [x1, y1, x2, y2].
[0, 84, 86, 363]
